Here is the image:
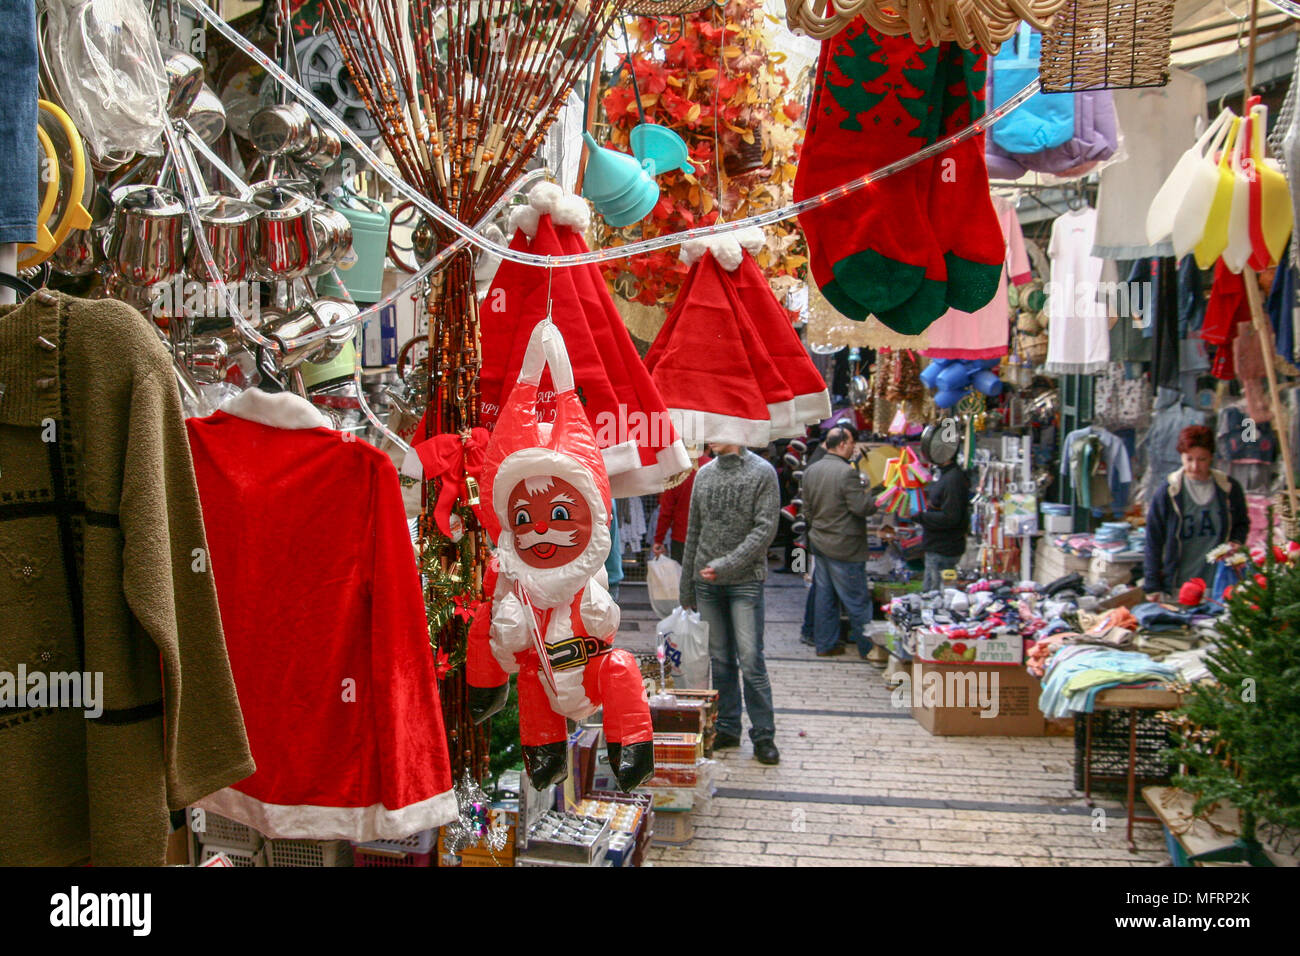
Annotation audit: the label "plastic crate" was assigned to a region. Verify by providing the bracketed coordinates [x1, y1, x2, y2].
[1073, 708, 1175, 793]
[190, 809, 263, 851]
[199, 843, 265, 867]
[354, 829, 436, 855]
[353, 847, 434, 867]
[265, 839, 354, 867]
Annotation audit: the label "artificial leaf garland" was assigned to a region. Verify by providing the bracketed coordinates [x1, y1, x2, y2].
[595, 0, 808, 310]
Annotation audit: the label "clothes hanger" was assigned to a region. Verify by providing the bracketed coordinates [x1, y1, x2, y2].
[0, 273, 37, 300]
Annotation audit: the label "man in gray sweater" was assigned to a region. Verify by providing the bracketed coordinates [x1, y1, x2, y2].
[801, 426, 881, 660]
[679, 443, 782, 765]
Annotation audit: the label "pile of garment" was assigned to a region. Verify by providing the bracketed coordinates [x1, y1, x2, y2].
[1049, 528, 1144, 561]
[1038, 647, 1180, 718]
[886, 579, 1044, 659]
[1026, 579, 1223, 715]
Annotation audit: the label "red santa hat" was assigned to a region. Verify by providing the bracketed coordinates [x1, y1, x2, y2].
[646, 250, 779, 446]
[726, 243, 831, 429]
[482, 321, 612, 608]
[481, 183, 689, 494]
[648, 229, 817, 445]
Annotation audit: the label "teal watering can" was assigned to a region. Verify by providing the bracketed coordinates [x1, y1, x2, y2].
[315, 191, 390, 304]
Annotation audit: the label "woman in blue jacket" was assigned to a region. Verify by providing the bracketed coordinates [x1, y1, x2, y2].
[1144, 425, 1249, 602]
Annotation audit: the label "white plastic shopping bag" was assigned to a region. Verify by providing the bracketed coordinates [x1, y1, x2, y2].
[646, 555, 682, 618]
[657, 606, 710, 689]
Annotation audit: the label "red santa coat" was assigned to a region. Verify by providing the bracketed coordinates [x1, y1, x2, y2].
[186, 389, 456, 840]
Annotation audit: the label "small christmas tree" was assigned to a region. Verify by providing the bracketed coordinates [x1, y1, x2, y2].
[1166, 528, 1300, 864]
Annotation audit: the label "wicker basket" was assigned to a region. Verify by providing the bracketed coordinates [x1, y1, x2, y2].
[626, 0, 715, 15]
[1039, 0, 1175, 92]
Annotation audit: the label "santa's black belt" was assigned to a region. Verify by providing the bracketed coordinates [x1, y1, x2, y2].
[547, 636, 609, 671]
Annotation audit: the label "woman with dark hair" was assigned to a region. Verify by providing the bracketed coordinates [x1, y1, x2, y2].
[1144, 425, 1249, 602]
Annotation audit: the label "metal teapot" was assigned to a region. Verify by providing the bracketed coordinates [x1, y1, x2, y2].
[106, 184, 187, 286]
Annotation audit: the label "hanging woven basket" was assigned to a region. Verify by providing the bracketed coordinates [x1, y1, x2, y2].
[723, 135, 766, 176]
[626, 0, 716, 16]
[1038, 0, 1175, 92]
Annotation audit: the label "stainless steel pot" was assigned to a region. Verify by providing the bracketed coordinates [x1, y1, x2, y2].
[248, 103, 313, 157]
[188, 195, 261, 283]
[297, 125, 342, 171]
[269, 299, 359, 369]
[187, 85, 228, 145]
[248, 182, 317, 280]
[307, 203, 354, 276]
[164, 49, 206, 120]
[177, 335, 230, 384]
[106, 185, 187, 286]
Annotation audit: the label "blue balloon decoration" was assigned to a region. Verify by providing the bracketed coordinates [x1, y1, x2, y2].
[973, 369, 1003, 397]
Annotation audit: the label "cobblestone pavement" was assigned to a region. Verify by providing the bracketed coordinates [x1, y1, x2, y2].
[616, 569, 1168, 867]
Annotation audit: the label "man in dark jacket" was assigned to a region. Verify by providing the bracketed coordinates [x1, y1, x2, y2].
[801, 426, 880, 658]
[918, 459, 971, 592]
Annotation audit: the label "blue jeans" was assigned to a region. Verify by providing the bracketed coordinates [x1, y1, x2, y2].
[696, 580, 775, 744]
[0, 1, 37, 243]
[923, 552, 959, 592]
[812, 551, 872, 655]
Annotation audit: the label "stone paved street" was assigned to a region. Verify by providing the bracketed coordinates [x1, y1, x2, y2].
[616, 569, 1168, 867]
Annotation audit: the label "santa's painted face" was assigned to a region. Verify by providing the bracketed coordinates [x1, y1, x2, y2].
[508, 475, 593, 569]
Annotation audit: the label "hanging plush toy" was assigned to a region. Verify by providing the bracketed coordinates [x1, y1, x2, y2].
[466, 321, 655, 792]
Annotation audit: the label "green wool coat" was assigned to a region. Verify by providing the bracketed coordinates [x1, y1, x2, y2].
[0, 291, 254, 865]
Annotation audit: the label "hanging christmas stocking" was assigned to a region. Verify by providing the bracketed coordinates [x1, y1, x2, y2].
[794, 20, 948, 321]
[927, 43, 1006, 314]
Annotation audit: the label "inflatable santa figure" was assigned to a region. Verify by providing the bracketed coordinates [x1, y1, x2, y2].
[467, 321, 654, 792]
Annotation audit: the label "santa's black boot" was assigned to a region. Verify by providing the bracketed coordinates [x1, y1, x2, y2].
[523, 743, 569, 789]
[468, 683, 509, 723]
[608, 741, 655, 792]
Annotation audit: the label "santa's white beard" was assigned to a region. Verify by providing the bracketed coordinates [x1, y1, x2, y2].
[495, 522, 611, 609]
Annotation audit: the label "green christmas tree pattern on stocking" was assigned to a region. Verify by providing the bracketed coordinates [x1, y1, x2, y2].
[795, 21, 1005, 332]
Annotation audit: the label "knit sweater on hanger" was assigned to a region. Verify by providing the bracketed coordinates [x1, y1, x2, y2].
[0, 292, 254, 866]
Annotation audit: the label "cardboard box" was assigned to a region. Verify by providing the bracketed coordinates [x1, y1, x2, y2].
[909, 661, 1046, 736]
[653, 732, 703, 764]
[1041, 513, 1072, 533]
[650, 697, 707, 735]
[912, 629, 1024, 665]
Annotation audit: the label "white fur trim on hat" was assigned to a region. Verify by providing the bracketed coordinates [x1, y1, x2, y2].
[679, 225, 768, 272]
[509, 182, 593, 239]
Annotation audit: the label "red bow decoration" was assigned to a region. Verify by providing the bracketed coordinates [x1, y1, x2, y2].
[411, 427, 491, 538]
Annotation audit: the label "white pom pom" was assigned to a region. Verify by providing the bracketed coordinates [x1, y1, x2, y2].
[677, 229, 764, 272]
[527, 181, 566, 215]
[736, 226, 767, 256]
[509, 205, 542, 239]
[711, 234, 744, 271]
[552, 194, 592, 233]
